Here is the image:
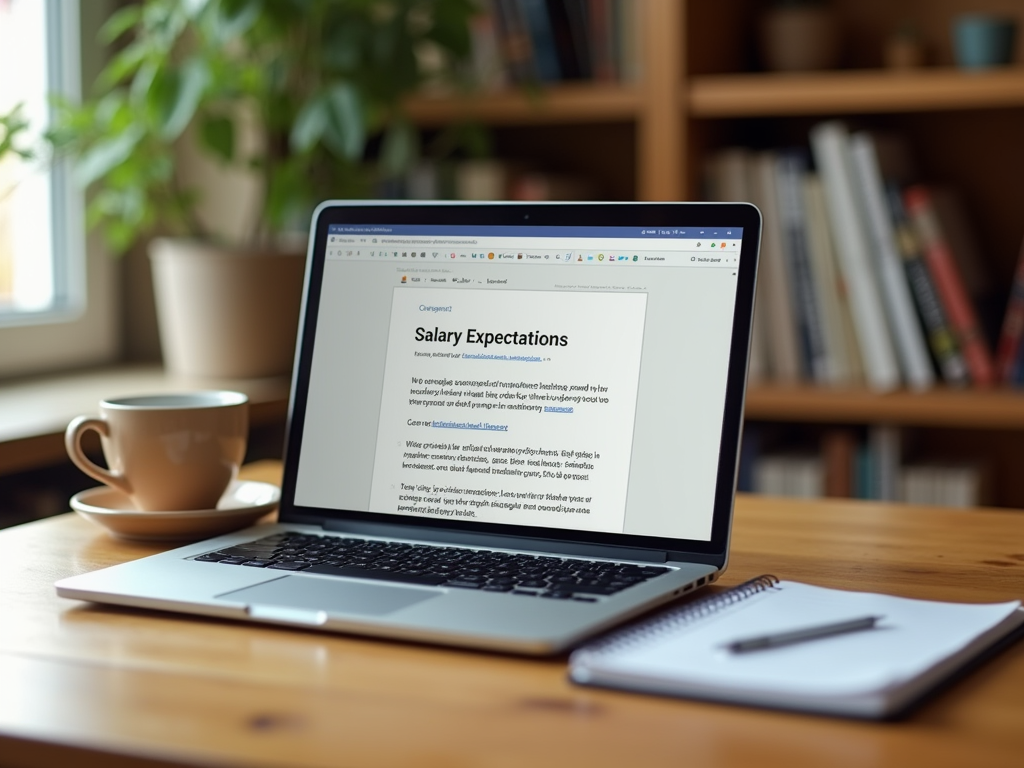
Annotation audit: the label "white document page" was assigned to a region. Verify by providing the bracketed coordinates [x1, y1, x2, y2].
[369, 287, 647, 533]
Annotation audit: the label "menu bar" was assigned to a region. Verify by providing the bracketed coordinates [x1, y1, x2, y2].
[326, 245, 739, 269]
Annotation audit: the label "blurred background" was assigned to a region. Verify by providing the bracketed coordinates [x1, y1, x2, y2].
[1, 0, 1023, 524]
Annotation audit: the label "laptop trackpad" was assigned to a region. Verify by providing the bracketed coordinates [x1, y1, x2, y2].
[219, 575, 441, 619]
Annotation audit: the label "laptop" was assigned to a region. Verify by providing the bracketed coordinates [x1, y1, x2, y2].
[56, 200, 761, 655]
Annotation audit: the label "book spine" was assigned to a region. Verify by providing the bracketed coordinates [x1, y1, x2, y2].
[886, 183, 970, 386]
[494, 0, 536, 83]
[803, 175, 861, 385]
[518, 0, 562, 81]
[751, 152, 802, 382]
[904, 185, 996, 387]
[869, 425, 901, 502]
[995, 236, 1024, 382]
[546, 0, 583, 80]
[849, 134, 935, 390]
[822, 429, 856, 498]
[810, 122, 901, 392]
[561, 0, 592, 79]
[468, 0, 508, 90]
[775, 151, 830, 382]
[588, 0, 615, 81]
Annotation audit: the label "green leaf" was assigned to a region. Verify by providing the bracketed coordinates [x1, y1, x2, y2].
[324, 83, 366, 160]
[98, 5, 142, 44]
[199, 114, 235, 161]
[289, 97, 329, 154]
[214, 0, 262, 40]
[74, 125, 144, 188]
[181, 0, 212, 20]
[156, 58, 210, 140]
[428, 0, 474, 56]
[96, 41, 148, 91]
[379, 119, 419, 177]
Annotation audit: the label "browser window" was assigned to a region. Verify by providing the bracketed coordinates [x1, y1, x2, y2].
[295, 224, 745, 542]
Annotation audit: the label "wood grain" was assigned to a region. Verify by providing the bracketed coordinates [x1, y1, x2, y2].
[689, 68, 1024, 117]
[745, 384, 1024, 429]
[0, 461, 1022, 767]
[405, 84, 641, 127]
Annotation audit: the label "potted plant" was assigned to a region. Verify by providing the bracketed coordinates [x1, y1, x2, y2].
[48, 0, 475, 377]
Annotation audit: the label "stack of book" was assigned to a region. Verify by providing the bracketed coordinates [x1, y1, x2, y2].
[706, 121, 1014, 391]
[738, 425, 989, 507]
[468, 0, 640, 89]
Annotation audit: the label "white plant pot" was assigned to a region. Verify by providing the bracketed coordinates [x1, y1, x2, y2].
[149, 238, 306, 378]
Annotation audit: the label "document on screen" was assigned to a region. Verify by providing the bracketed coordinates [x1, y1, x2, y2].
[368, 286, 648, 533]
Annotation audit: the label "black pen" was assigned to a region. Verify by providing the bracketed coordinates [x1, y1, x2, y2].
[725, 615, 883, 654]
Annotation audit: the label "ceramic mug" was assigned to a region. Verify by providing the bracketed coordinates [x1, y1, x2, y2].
[65, 391, 249, 512]
[953, 14, 1017, 69]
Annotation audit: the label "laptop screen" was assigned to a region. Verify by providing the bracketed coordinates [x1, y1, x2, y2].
[285, 203, 759, 557]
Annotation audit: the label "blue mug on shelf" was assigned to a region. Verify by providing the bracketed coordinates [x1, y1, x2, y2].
[952, 14, 1017, 69]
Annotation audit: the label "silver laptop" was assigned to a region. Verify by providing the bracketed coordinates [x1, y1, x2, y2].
[57, 200, 761, 655]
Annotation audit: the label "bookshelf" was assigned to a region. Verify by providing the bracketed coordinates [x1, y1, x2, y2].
[404, 0, 1024, 507]
[688, 68, 1024, 117]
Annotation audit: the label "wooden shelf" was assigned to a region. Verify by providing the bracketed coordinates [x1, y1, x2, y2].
[689, 67, 1024, 118]
[405, 83, 642, 126]
[745, 385, 1024, 429]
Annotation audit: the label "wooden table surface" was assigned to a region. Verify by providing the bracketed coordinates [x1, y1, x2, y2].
[1, 460, 1023, 768]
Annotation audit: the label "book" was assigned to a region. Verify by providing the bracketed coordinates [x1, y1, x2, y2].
[868, 424, 901, 502]
[810, 122, 901, 392]
[849, 133, 935, 390]
[750, 151, 802, 382]
[886, 183, 970, 387]
[468, 0, 509, 90]
[775, 150, 830, 382]
[802, 175, 863, 385]
[569, 575, 1024, 719]
[753, 454, 823, 498]
[822, 428, 856, 498]
[494, 0, 537, 83]
[996, 233, 1024, 383]
[519, 0, 562, 81]
[930, 187, 1000, 342]
[899, 463, 987, 508]
[706, 148, 766, 384]
[904, 185, 996, 387]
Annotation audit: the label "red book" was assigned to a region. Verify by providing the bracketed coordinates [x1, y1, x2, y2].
[903, 186, 995, 387]
[996, 235, 1024, 383]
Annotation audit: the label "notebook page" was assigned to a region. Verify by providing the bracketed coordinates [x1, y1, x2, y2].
[588, 581, 1021, 697]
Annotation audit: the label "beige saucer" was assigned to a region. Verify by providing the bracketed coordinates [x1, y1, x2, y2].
[70, 481, 280, 542]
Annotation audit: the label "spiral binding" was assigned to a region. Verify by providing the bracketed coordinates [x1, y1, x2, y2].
[577, 574, 780, 658]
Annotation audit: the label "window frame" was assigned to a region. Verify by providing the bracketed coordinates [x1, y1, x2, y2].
[0, 0, 119, 378]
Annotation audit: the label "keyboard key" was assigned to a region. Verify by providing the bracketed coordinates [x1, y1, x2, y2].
[215, 533, 674, 596]
[304, 564, 446, 586]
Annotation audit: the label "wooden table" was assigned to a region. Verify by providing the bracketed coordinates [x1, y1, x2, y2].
[1, 461, 1023, 768]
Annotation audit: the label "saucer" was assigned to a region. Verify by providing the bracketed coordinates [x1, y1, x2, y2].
[70, 481, 281, 542]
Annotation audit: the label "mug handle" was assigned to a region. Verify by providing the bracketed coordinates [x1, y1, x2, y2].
[64, 416, 133, 497]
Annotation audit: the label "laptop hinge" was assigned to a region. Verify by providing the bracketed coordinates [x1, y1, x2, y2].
[319, 518, 669, 562]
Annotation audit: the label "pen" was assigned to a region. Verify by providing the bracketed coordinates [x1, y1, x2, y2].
[725, 615, 883, 654]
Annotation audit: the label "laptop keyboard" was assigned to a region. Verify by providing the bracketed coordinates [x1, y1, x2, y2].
[194, 532, 672, 602]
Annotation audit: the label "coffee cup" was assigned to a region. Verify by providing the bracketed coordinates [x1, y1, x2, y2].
[953, 15, 1017, 69]
[65, 391, 249, 512]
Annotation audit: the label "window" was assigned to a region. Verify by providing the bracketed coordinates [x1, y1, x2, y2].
[0, 0, 117, 377]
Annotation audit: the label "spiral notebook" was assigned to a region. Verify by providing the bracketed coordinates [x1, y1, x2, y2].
[569, 576, 1024, 719]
